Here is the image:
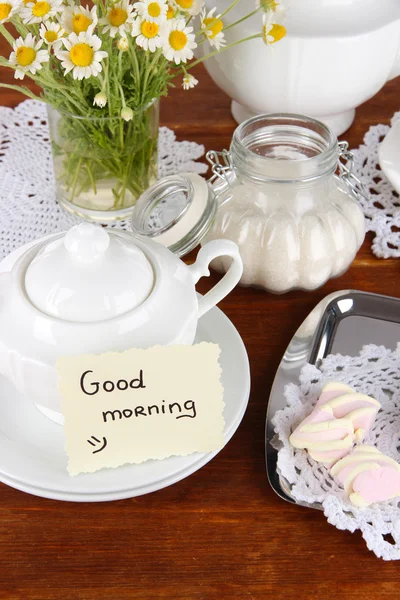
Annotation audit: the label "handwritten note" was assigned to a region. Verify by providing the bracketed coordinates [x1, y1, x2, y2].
[57, 343, 225, 476]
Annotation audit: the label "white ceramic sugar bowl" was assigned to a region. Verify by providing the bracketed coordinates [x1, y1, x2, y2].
[0, 224, 242, 415]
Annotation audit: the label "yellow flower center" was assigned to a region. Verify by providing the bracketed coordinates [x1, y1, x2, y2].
[16, 46, 36, 66]
[166, 4, 174, 18]
[32, 1, 50, 17]
[140, 20, 159, 38]
[0, 3, 11, 19]
[72, 13, 92, 33]
[175, 0, 192, 8]
[169, 29, 187, 51]
[203, 17, 223, 38]
[148, 2, 160, 17]
[44, 29, 58, 42]
[70, 42, 94, 67]
[23, 0, 34, 5]
[264, 22, 286, 43]
[109, 7, 127, 27]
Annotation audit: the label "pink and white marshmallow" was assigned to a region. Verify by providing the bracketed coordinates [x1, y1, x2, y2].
[289, 382, 381, 466]
[331, 445, 400, 507]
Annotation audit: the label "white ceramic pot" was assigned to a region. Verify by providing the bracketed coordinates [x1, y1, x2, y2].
[0, 224, 242, 414]
[202, 0, 400, 135]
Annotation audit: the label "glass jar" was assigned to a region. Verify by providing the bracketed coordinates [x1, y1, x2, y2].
[48, 100, 159, 222]
[132, 114, 366, 294]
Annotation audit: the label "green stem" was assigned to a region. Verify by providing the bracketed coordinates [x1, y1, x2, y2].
[128, 41, 141, 99]
[224, 8, 261, 33]
[0, 82, 44, 102]
[70, 157, 83, 202]
[218, 0, 242, 21]
[184, 34, 262, 71]
[140, 48, 161, 104]
[0, 23, 14, 47]
[86, 163, 97, 195]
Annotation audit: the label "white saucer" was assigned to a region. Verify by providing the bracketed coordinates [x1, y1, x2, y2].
[0, 306, 250, 502]
[378, 119, 400, 194]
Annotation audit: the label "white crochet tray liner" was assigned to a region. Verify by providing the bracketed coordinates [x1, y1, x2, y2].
[273, 343, 400, 561]
[352, 111, 400, 258]
[0, 100, 207, 259]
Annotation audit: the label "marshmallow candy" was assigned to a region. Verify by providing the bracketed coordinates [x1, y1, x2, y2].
[289, 382, 381, 466]
[316, 382, 381, 442]
[289, 405, 355, 466]
[331, 445, 400, 507]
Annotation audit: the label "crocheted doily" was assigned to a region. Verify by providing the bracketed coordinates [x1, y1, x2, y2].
[272, 344, 400, 561]
[352, 112, 400, 258]
[0, 100, 207, 259]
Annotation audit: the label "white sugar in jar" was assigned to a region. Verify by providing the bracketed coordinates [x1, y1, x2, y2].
[204, 114, 365, 293]
[132, 114, 366, 294]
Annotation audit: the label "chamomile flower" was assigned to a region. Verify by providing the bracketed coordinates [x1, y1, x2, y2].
[200, 8, 225, 50]
[172, 0, 203, 16]
[9, 33, 49, 80]
[62, 3, 98, 35]
[55, 30, 108, 80]
[133, 0, 167, 23]
[257, 0, 285, 16]
[166, 3, 174, 18]
[20, 0, 62, 24]
[131, 16, 166, 52]
[40, 22, 65, 49]
[121, 107, 133, 121]
[117, 35, 129, 51]
[99, 0, 134, 38]
[0, 0, 20, 24]
[162, 18, 196, 64]
[182, 73, 198, 90]
[93, 91, 107, 107]
[262, 11, 286, 46]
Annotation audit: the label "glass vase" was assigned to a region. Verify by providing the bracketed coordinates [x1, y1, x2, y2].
[47, 100, 159, 222]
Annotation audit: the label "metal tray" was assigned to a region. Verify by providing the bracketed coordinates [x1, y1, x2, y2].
[265, 290, 400, 509]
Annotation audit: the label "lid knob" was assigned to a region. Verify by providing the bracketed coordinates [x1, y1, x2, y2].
[64, 224, 110, 263]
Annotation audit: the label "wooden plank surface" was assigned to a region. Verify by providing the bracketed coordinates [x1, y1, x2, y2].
[1, 34, 400, 600]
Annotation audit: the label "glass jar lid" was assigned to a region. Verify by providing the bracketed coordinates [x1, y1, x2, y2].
[131, 173, 216, 257]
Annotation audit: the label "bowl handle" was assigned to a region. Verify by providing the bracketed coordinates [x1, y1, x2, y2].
[188, 240, 243, 318]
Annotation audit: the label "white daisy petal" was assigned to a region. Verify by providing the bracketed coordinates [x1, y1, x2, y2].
[62, 2, 98, 35]
[9, 34, 49, 80]
[40, 22, 65, 48]
[261, 11, 286, 45]
[54, 29, 108, 80]
[162, 17, 197, 64]
[0, 0, 21, 24]
[133, 0, 167, 23]
[182, 73, 198, 90]
[20, 0, 62, 24]
[99, 0, 135, 38]
[200, 7, 225, 50]
[131, 16, 166, 52]
[172, 0, 203, 16]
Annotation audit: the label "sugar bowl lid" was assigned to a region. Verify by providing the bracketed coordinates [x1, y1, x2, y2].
[24, 223, 154, 323]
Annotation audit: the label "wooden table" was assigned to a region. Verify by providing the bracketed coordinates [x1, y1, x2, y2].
[1, 38, 400, 599]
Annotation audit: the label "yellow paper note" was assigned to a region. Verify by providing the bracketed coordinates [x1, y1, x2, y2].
[57, 343, 225, 476]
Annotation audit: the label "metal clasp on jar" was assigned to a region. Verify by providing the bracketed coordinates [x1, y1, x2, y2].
[206, 150, 236, 205]
[338, 141, 369, 202]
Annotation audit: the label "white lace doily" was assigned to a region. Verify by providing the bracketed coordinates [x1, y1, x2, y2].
[352, 112, 400, 258]
[0, 100, 207, 259]
[273, 344, 400, 561]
